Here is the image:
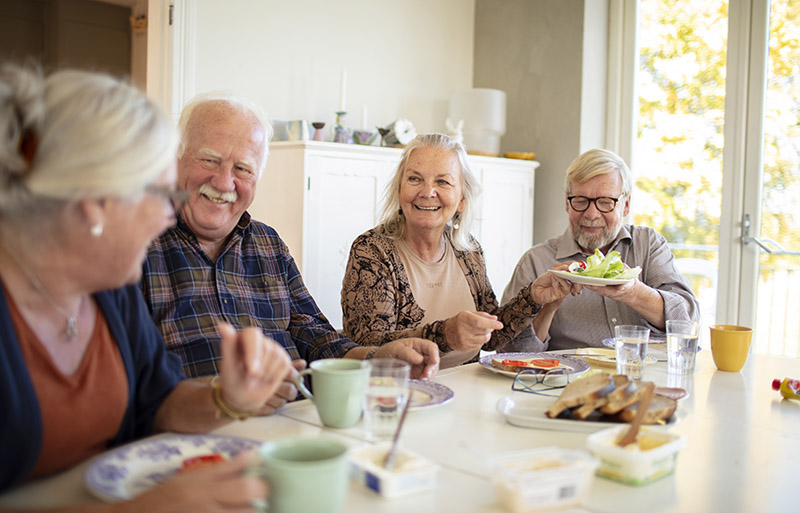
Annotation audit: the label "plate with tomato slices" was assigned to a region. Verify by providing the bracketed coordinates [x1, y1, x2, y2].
[478, 352, 590, 379]
[84, 434, 261, 502]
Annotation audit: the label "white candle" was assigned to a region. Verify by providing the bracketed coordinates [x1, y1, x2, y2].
[361, 104, 368, 129]
[339, 70, 347, 112]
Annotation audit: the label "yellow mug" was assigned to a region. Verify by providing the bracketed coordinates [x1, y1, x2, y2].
[709, 325, 753, 372]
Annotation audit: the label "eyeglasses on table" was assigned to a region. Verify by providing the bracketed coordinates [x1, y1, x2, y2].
[511, 367, 571, 397]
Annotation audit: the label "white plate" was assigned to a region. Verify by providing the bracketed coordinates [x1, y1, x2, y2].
[408, 379, 454, 410]
[496, 395, 684, 433]
[550, 269, 639, 286]
[566, 348, 658, 367]
[479, 352, 590, 379]
[84, 434, 261, 502]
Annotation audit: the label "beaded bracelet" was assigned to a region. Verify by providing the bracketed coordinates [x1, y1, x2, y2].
[365, 347, 380, 359]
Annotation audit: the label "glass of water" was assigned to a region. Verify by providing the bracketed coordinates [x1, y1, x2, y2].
[614, 325, 650, 380]
[363, 359, 410, 440]
[666, 320, 700, 374]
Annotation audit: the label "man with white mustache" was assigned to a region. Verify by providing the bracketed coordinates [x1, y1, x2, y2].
[141, 93, 439, 416]
[498, 149, 700, 351]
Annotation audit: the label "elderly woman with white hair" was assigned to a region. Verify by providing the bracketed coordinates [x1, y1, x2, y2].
[341, 134, 580, 368]
[0, 65, 291, 509]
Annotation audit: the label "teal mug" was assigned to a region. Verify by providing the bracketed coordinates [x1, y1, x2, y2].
[254, 437, 348, 513]
[296, 359, 370, 428]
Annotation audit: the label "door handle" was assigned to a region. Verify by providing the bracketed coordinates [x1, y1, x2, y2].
[742, 214, 800, 255]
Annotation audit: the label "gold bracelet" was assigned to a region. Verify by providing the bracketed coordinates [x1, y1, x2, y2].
[210, 376, 254, 421]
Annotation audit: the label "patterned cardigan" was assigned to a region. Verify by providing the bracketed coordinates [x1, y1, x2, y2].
[341, 227, 542, 355]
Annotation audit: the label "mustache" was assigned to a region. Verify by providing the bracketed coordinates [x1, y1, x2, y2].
[580, 220, 606, 228]
[198, 183, 237, 203]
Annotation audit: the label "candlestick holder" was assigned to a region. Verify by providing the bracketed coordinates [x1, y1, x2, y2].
[333, 111, 354, 144]
[312, 122, 326, 142]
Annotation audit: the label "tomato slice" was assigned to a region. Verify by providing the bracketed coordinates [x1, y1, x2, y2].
[530, 358, 561, 368]
[180, 454, 225, 473]
[500, 358, 561, 369]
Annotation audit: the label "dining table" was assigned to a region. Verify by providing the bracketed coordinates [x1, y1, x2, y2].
[1, 349, 798, 513]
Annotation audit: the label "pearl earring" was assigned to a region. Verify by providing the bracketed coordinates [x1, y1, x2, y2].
[90, 222, 104, 237]
[452, 213, 461, 230]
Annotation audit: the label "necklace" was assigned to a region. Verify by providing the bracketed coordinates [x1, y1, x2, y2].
[0, 241, 79, 341]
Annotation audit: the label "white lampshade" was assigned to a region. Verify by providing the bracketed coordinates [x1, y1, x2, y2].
[449, 89, 507, 155]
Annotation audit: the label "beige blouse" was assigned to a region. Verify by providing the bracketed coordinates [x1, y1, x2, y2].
[340, 226, 543, 363]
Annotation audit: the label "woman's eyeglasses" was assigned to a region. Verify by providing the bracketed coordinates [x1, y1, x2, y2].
[511, 368, 571, 397]
[567, 195, 620, 213]
[146, 184, 190, 212]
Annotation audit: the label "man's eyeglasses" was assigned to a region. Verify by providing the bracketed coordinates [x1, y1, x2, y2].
[567, 195, 620, 213]
[146, 184, 190, 212]
[511, 368, 571, 397]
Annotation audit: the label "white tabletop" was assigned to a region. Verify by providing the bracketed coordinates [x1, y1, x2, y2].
[2, 350, 799, 513]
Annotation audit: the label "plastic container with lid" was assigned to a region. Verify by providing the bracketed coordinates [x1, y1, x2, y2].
[772, 378, 800, 400]
[489, 447, 598, 513]
[586, 425, 685, 486]
[349, 443, 438, 499]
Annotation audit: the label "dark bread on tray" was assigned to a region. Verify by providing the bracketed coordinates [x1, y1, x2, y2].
[546, 372, 679, 424]
[544, 373, 615, 418]
[613, 394, 678, 424]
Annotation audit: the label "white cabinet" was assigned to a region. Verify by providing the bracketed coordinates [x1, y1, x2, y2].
[249, 141, 537, 329]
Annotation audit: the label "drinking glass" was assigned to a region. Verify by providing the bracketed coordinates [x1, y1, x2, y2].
[666, 320, 700, 374]
[614, 325, 650, 380]
[363, 359, 410, 440]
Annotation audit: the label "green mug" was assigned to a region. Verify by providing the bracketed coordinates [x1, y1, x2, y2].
[254, 437, 348, 513]
[296, 358, 370, 428]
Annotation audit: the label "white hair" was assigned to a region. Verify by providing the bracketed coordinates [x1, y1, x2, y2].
[564, 148, 633, 197]
[177, 91, 273, 179]
[377, 133, 479, 252]
[0, 64, 178, 218]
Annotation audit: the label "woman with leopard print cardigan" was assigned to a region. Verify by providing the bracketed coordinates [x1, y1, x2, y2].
[340, 134, 581, 368]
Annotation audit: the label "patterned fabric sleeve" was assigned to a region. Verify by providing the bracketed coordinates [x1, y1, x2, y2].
[341, 230, 447, 349]
[342, 229, 542, 353]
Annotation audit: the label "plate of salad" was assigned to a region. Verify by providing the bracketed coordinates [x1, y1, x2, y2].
[549, 249, 641, 286]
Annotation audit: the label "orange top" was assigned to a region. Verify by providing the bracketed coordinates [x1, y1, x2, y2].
[6, 291, 129, 479]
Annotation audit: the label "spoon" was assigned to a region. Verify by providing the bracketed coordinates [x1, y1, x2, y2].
[383, 391, 413, 470]
[617, 381, 655, 448]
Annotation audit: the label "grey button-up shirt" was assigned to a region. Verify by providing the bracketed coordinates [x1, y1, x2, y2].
[500, 225, 700, 351]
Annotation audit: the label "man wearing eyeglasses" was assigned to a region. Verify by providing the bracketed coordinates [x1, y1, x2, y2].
[499, 148, 700, 351]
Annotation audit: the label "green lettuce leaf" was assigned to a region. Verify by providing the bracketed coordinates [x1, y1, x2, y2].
[570, 249, 640, 279]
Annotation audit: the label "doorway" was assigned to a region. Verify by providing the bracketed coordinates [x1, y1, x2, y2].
[630, 0, 800, 356]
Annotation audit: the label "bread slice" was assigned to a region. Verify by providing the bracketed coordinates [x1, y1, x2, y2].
[571, 374, 641, 419]
[545, 373, 615, 418]
[614, 394, 678, 424]
[598, 375, 647, 415]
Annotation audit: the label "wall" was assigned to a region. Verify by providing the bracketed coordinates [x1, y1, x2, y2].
[0, 0, 130, 79]
[189, 0, 476, 135]
[474, 0, 608, 244]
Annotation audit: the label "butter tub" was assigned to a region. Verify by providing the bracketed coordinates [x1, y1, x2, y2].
[349, 443, 438, 499]
[490, 447, 598, 513]
[586, 425, 686, 486]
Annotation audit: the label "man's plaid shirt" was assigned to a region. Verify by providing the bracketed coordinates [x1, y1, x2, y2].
[141, 213, 357, 377]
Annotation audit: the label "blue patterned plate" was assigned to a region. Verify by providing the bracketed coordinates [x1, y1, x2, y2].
[84, 434, 261, 502]
[408, 379, 454, 410]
